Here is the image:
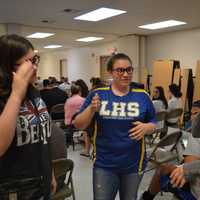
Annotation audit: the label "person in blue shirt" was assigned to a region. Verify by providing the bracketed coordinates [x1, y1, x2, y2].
[74, 53, 156, 200]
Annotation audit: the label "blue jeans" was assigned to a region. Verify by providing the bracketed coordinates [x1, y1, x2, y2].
[160, 175, 196, 200]
[93, 167, 143, 200]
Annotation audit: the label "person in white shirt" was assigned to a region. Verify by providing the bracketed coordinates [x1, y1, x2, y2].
[167, 83, 182, 125]
[58, 77, 71, 95]
[152, 86, 168, 112]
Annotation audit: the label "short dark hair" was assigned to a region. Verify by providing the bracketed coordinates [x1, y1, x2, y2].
[107, 53, 132, 72]
[43, 79, 50, 87]
[75, 79, 89, 97]
[169, 83, 182, 98]
[71, 84, 81, 95]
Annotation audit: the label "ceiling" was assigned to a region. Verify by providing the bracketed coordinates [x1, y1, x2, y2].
[0, 0, 200, 52]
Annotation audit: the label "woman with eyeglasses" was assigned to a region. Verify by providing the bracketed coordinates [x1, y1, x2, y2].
[74, 53, 156, 200]
[0, 35, 56, 199]
[152, 86, 168, 112]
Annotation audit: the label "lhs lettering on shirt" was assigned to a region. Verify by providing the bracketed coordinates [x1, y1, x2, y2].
[16, 113, 51, 147]
[99, 101, 139, 118]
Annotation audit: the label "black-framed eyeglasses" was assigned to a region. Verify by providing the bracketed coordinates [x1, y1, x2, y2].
[31, 55, 40, 65]
[153, 90, 159, 94]
[112, 66, 134, 75]
[15, 55, 40, 66]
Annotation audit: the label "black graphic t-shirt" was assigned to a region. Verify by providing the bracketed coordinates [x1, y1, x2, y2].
[0, 96, 52, 193]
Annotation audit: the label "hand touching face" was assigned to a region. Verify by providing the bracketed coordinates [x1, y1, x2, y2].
[11, 50, 38, 101]
[14, 50, 38, 84]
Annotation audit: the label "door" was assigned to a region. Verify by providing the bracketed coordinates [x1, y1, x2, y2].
[100, 56, 111, 82]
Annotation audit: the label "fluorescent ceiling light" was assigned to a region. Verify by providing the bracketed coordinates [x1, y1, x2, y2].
[74, 7, 126, 22]
[138, 20, 186, 30]
[27, 32, 54, 38]
[44, 45, 62, 49]
[76, 37, 104, 42]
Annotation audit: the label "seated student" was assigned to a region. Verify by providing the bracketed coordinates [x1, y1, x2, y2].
[140, 100, 200, 200]
[190, 100, 200, 136]
[58, 77, 71, 96]
[90, 77, 105, 90]
[40, 79, 68, 118]
[64, 84, 90, 156]
[64, 84, 85, 126]
[167, 84, 182, 125]
[152, 86, 168, 113]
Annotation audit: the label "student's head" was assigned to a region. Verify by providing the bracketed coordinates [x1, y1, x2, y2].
[168, 84, 182, 99]
[0, 34, 34, 72]
[153, 86, 168, 109]
[43, 79, 50, 88]
[75, 79, 89, 97]
[90, 77, 103, 90]
[153, 86, 161, 99]
[107, 53, 133, 88]
[191, 100, 200, 121]
[63, 77, 69, 83]
[0, 34, 38, 104]
[70, 84, 81, 96]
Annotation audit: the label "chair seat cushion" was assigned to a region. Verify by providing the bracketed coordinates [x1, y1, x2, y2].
[154, 148, 178, 163]
[53, 185, 72, 200]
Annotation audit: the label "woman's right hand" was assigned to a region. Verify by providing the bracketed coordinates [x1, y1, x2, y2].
[90, 93, 101, 112]
[11, 60, 36, 101]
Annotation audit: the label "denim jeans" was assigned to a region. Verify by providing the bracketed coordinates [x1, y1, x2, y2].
[160, 175, 197, 200]
[93, 167, 143, 200]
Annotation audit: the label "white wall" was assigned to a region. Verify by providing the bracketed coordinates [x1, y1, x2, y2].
[67, 35, 139, 85]
[0, 24, 6, 36]
[39, 29, 200, 83]
[39, 35, 140, 85]
[147, 28, 200, 74]
[38, 51, 67, 80]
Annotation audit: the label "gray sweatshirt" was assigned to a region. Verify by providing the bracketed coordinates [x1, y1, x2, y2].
[183, 134, 200, 199]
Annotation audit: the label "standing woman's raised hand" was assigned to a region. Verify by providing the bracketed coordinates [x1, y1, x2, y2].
[90, 93, 101, 112]
[12, 60, 37, 101]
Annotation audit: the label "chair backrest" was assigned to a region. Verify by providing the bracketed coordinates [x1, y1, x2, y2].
[50, 103, 65, 115]
[50, 123, 67, 160]
[156, 111, 167, 122]
[148, 131, 182, 167]
[50, 103, 65, 123]
[53, 158, 75, 200]
[53, 158, 73, 178]
[166, 108, 183, 120]
[156, 131, 182, 148]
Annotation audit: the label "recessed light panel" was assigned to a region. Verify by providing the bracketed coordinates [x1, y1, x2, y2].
[138, 20, 186, 30]
[44, 45, 62, 49]
[74, 7, 126, 22]
[27, 32, 54, 38]
[76, 37, 104, 42]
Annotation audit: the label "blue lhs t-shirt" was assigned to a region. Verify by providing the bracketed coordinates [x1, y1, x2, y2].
[80, 86, 156, 174]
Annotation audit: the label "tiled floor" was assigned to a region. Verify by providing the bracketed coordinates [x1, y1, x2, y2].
[67, 144, 174, 200]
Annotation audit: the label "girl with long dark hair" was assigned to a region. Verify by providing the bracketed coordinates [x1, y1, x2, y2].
[152, 86, 168, 112]
[0, 34, 56, 199]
